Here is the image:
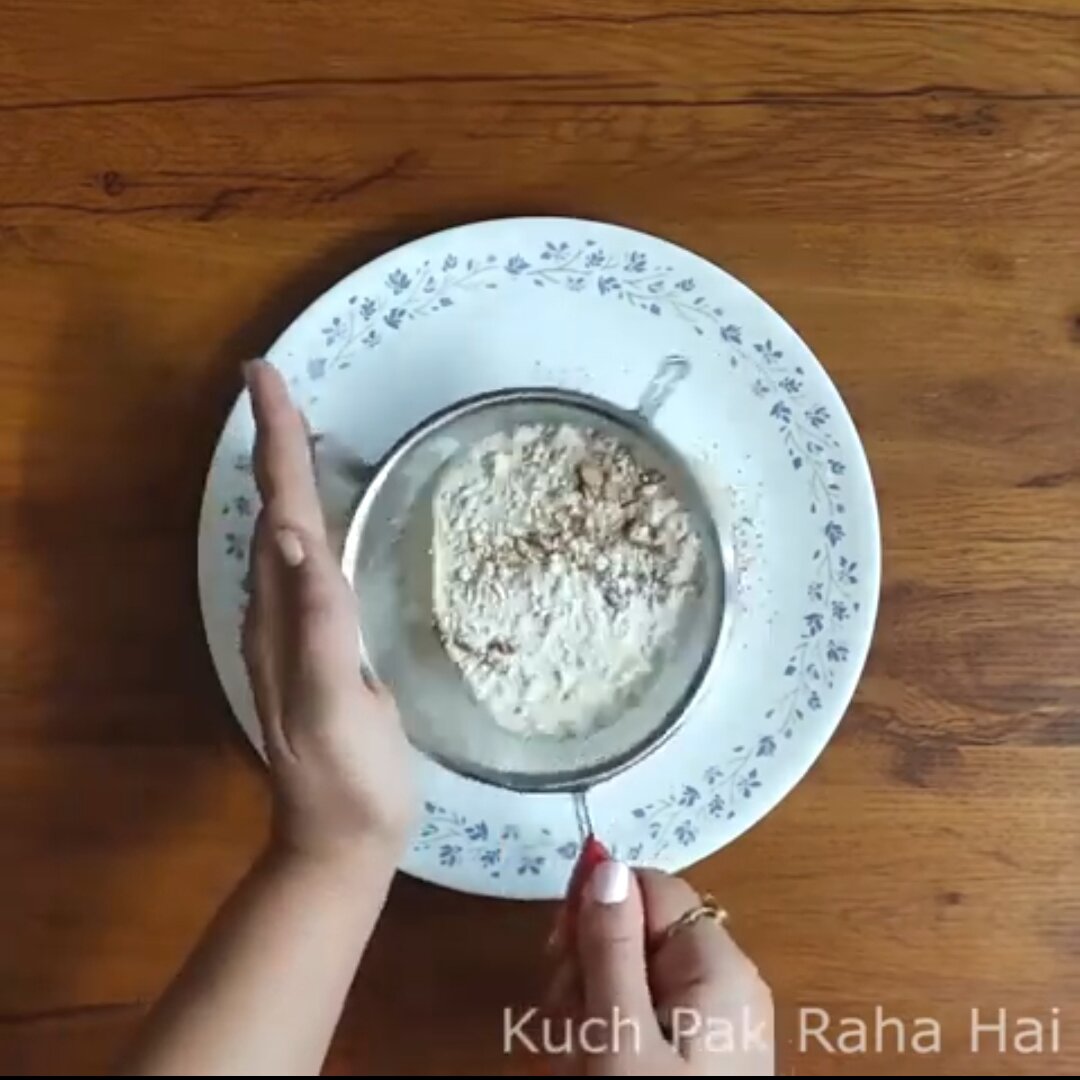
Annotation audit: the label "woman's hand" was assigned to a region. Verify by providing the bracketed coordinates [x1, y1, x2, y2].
[118, 362, 416, 1076]
[241, 359, 414, 867]
[546, 862, 774, 1076]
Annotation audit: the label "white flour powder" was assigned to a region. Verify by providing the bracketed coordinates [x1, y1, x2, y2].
[431, 423, 701, 738]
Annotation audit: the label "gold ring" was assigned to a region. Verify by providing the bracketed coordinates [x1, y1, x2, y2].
[661, 894, 727, 944]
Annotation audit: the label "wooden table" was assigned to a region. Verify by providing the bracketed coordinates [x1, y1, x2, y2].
[2, 1, 1078, 1074]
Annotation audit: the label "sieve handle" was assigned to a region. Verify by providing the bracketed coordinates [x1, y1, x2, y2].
[635, 354, 691, 423]
[573, 788, 594, 838]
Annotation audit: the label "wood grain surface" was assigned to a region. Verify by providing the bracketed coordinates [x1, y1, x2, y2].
[1, 0, 1078, 1074]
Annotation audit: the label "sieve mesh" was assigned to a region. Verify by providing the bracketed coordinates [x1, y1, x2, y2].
[342, 390, 725, 794]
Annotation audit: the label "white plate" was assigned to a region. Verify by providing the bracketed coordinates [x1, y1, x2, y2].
[198, 217, 880, 900]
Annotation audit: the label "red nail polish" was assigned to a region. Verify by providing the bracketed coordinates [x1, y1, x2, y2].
[561, 834, 611, 944]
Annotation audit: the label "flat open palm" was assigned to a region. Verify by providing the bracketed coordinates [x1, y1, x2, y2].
[241, 359, 413, 862]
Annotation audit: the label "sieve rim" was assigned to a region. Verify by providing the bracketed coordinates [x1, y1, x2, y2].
[339, 386, 729, 795]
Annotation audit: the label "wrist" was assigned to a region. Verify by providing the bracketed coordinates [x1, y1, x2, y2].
[264, 830, 402, 893]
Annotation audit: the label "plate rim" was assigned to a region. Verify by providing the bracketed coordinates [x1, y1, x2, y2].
[197, 214, 882, 899]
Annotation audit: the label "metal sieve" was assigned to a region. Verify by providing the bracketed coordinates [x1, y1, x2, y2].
[339, 358, 726, 796]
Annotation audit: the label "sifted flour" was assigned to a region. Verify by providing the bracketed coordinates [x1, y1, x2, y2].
[431, 422, 701, 739]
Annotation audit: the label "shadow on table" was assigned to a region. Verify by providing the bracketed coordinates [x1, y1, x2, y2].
[3, 273, 265, 1071]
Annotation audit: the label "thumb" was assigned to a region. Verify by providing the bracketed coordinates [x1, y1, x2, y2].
[576, 861, 656, 1028]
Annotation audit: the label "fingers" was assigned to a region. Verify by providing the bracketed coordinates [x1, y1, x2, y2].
[638, 868, 763, 984]
[240, 357, 377, 753]
[540, 959, 583, 1058]
[636, 867, 705, 936]
[575, 861, 657, 1028]
[242, 512, 362, 750]
[242, 359, 364, 730]
[637, 869, 773, 1073]
[241, 514, 288, 758]
[245, 360, 326, 540]
[637, 869, 727, 979]
[545, 955, 575, 1011]
[273, 525, 363, 680]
